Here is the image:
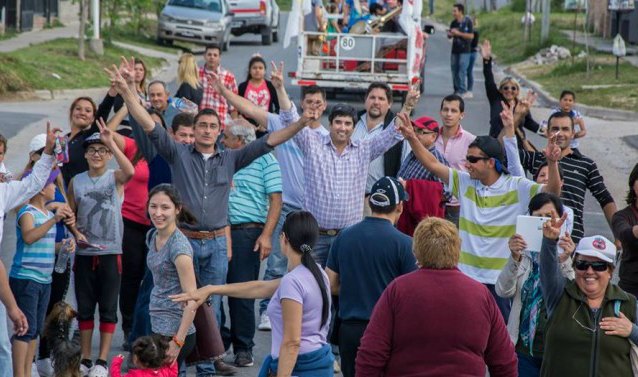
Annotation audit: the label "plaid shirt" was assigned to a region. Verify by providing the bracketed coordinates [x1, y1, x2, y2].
[398, 147, 452, 202]
[282, 109, 404, 229]
[199, 66, 238, 127]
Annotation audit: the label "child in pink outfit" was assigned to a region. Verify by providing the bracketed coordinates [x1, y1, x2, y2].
[110, 335, 178, 377]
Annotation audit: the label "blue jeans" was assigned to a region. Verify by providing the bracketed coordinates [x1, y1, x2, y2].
[312, 234, 337, 269]
[225, 227, 261, 352]
[0, 302, 12, 377]
[190, 236, 228, 376]
[517, 351, 542, 377]
[467, 51, 478, 92]
[259, 203, 300, 315]
[451, 52, 471, 94]
[9, 278, 51, 342]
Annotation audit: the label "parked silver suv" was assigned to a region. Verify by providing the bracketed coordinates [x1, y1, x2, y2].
[158, 0, 234, 50]
[229, 0, 279, 45]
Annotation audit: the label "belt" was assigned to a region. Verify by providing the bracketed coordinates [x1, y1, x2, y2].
[319, 228, 341, 236]
[230, 222, 264, 230]
[180, 227, 226, 240]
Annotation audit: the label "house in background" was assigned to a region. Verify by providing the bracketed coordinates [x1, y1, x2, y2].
[610, 0, 638, 44]
[0, 0, 77, 32]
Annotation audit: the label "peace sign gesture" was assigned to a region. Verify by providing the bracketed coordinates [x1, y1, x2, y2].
[270, 61, 285, 90]
[542, 212, 568, 240]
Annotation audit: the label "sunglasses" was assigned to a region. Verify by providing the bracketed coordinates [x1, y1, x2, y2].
[574, 260, 609, 272]
[466, 155, 490, 163]
[501, 86, 518, 91]
[414, 128, 436, 135]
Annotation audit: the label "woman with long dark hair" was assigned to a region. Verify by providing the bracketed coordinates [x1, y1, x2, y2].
[171, 211, 334, 376]
[237, 55, 280, 136]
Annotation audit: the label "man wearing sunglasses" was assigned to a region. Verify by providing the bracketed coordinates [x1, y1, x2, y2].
[506, 110, 617, 245]
[395, 109, 561, 320]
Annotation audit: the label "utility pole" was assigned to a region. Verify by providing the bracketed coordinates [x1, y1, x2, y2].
[541, 0, 550, 43]
[89, 0, 103, 55]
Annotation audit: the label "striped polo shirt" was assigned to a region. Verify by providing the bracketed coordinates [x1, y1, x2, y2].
[10, 205, 56, 284]
[519, 149, 614, 243]
[228, 153, 282, 225]
[447, 169, 543, 284]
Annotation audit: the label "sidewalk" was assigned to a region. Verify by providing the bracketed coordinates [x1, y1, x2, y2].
[560, 30, 638, 67]
[0, 21, 80, 53]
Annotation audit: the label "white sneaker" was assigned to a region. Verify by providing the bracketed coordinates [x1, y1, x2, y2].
[461, 91, 474, 99]
[80, 363, 91, 377]
[258, 313, 272, 331]
[36, 358, 54, 377]
[88, 364, 108, 377]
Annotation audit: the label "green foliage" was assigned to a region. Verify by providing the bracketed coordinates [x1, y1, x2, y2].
[0, 38, 165, 95]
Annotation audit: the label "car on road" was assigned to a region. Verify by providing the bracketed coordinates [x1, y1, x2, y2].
[157, 0, 235, 50]
[228, 0, 280, 45]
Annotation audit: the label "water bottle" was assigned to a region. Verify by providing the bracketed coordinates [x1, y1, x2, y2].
[171, 97, 199, 114]
[54, 240, 71, 273]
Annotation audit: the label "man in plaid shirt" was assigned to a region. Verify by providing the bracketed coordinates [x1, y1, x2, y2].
[199, 43, 238, 128]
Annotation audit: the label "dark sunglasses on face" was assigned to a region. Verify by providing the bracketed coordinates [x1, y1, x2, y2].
[466, 155, 490, 163]
[574, 260, 609, 272]
[501, 86, 518, 91]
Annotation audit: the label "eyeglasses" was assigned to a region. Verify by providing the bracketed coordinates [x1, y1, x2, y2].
[574, 260, 609, 272]
[86, 148, 110, 156]
[466, 155, 491, 163]
[414, 128, 436, 135]
[572, 303, 596, 333]
[501, 86, 518, 91]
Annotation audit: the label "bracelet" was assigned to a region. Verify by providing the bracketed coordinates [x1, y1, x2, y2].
[172, 336, 184, 348]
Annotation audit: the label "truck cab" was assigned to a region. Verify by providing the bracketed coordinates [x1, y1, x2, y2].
[228, 0, 280, 45]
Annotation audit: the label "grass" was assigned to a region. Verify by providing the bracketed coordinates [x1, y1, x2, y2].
[103, 21, 197, 54]
[521, 55, 638, 111]
[0, 29, 18, 41]
[0, 38, 165, 94]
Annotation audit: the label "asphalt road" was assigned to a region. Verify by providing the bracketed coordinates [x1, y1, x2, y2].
[0, 11, 615, 376]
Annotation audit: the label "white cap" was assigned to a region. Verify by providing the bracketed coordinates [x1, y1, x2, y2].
[575, 236, 616, 264]
[29, 134, 47, 154]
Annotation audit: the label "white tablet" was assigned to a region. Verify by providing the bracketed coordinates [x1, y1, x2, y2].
[516, 215, 550, 252]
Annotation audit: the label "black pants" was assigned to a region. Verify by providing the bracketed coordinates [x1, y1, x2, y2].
[119, 218, 151, 334]
[75, 254, 122, 328]
[224, 227, 261, 352]
[339, 320, 369, 377]
[38, 257, 71, 359]
[158, 333, 196, 370]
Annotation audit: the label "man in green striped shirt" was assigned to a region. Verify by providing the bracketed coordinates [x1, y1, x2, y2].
[395, 109, 561, 320]
[222, 119, 283, 367]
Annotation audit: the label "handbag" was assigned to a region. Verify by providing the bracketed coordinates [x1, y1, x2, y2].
[185, 280, 226, 366]
[613, 300, 638, 376]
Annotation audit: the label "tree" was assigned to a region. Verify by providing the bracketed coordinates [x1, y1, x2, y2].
[78, 0, 88, 60]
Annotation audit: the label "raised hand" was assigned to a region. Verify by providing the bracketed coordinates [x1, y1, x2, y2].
[402, 82, 421, 113]
[270, 61, 285, 90]
[96, 117, 115, 148]
[118, 56, 136, 86]
[542, 212, 568, 240]
[395, 112, 416, 140]
[480, 39, 492, 60]
[500, 101, 515, 131]
[104, 64, 129, 95]
[44, 121, 63, 155]
[508, 234, 527, 262]
[544, 131, 561, 163]
[558, 232, 575, 262]
[205, 72, 224, 93]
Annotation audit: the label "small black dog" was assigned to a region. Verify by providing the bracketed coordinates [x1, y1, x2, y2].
[44, 301, 82, 377]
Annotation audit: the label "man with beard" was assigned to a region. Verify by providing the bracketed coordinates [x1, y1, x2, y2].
[352, 82, 410, 215]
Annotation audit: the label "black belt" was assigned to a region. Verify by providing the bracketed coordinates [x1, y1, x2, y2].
[319, 228, 341, 236]
[230, 222, 264, 230]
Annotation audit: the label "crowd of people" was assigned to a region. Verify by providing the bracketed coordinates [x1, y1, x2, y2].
[0, 2, 636, 376]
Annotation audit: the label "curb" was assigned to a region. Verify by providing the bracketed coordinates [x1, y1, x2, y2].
[505, 65, 638, 122]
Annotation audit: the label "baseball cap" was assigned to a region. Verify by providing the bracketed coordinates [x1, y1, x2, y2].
[412, 116, 439, 133]
[29, 134, 47, 155]
[575, 236, 616, 264]
[82, 133, 108, 149]
[22, 167, 60, 187]
[471, 136, 509, 174]
[369, 176, 409, 207]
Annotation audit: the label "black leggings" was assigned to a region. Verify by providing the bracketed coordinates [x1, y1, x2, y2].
[38, 258, 71, 359]
[119, 218, 151, 334]
[75, 254, 122, 330]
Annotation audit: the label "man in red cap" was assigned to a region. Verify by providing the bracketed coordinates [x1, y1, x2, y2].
[397, 116, 449, 183]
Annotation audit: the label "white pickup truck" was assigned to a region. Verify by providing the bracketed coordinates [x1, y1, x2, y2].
[228, 0, 280, 45]
[288, 5, 433, 99]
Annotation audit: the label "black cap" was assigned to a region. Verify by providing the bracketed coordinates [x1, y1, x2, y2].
[82, 133, 108, 149]
[369, 177, 409, 207]
[472, 136, 509, 174]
